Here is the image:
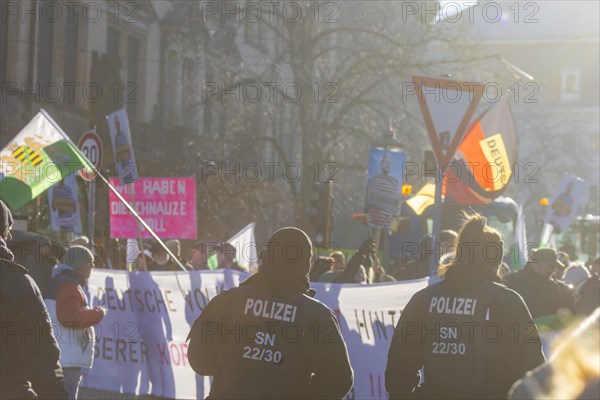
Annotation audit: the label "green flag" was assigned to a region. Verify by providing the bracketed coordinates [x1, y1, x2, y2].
[207, 252, 219, 270]
[0, 110, 92, 211]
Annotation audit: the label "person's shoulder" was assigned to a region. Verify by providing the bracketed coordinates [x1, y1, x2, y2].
[494, 281, 520, 296]
[492, 283, 531, 311]
[208, 285, 256, 306]
[209, 286, 240, 301]
[0, 259, 29, 275]
[1, 260, 34, 289]
[580, 274, 600, 291]
[300, 293, 327, 307]
[416, 281, 439, 296]
[199, 287, 240, 317]
[298, 294, 338, 319]
[1, 261, 43, 298]
[504, 270, 525, 285]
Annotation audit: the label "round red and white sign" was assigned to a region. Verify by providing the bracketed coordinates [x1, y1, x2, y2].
[77, 130, 103, 181]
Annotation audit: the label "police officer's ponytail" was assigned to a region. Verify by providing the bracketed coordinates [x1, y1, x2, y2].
[438, 212, 504, 278]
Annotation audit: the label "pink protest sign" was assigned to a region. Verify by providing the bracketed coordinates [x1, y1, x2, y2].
[109, 177, 197, 239]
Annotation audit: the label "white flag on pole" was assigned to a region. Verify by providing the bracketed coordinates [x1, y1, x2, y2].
[515, 204, 528, 266]
[540, 223, 555, 248]
[227, 222, 257, 270]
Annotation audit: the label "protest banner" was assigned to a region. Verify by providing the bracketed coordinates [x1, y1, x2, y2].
[81, 270, 427, 399]
[365, 148, 405, 228]
[107, 108, 138, 185]
[48, 173, 82, 233]
[544, 173, 588, 233]
[109, 177, 197, 239]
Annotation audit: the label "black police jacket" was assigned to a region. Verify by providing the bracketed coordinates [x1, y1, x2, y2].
[385, 264, 546, 399]
[187, 273, 353, 399]
[0, 259, 68, 399]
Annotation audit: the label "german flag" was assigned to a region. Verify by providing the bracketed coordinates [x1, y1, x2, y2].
[444, 97, 517, 204]
[12, 146, 44, 167]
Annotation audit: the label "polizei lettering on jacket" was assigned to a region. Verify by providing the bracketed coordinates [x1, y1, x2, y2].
[244, 298, 298, 323]
[428, 296, 477, 316]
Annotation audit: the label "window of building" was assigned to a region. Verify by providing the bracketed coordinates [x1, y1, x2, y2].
[37, 9, 55, 87]
[107, 27, 120, 57]
[127, 36, 139, 116]
[561, 69, 581, 102]
[127, 36, 139, 84]
[63, 14, 79, 103]
[204, 67, 214, 135]
[0, 16, 8, 82]
[107, 25, 144, 118]
[182, 57, 197, 129]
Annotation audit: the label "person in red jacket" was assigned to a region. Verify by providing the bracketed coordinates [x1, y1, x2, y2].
[45, 246, 105, 400]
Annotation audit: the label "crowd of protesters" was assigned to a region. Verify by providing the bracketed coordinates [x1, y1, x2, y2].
[2, 196, 600, 399]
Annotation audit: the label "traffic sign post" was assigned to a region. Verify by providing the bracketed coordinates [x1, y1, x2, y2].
[411, 76, 483, 280]
[77, 129, 103, 182]
[77, 129, 103, 247]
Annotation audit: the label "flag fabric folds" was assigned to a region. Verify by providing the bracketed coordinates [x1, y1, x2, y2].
[406, 182, 436, 216]
[228, 222, 258, 270]
[0, 110, 92, 211]
[444, 97, 518, 204]
[513, 204, 529, 270]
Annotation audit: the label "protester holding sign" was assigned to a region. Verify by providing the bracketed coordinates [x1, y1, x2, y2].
[386, 213, 545, 399]
[187, 227, 353, 399]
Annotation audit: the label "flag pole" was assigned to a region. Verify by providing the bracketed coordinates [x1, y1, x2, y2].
[128, 183, 146, 271]
[87, 126, 97, 253]
[85, 152, 187, 271]
[40, 109, 187, 271]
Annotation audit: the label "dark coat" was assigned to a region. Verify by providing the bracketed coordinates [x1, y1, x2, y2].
[386, 264, 546, 399]
[1, 248, 68, 399]
[575, 274, 600, 315]
[505, 265, 575, 319]
[187, 272, 353, 399]
[7, 231, 63, 292]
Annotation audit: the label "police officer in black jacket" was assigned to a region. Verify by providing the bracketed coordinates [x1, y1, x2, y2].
[187, 227, 353, 399]
[0, 200, 68, 399]
[386, 214, 546, 399]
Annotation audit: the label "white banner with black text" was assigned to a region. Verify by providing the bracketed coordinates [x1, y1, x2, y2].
[80, 269, 428, 399]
